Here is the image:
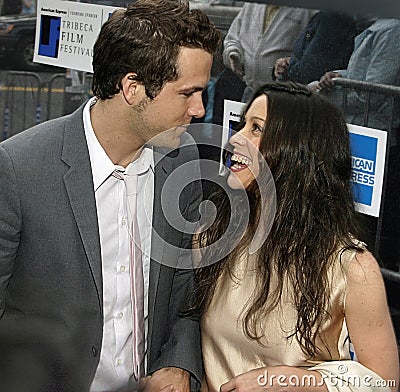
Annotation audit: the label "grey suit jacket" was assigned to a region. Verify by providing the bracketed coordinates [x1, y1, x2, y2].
[0, 104, 202, 391]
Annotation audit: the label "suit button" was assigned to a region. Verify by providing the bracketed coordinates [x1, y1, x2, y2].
[92, 346, 98, 357]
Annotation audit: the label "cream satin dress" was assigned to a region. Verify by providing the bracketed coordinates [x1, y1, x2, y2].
[201, 249, 357, 392]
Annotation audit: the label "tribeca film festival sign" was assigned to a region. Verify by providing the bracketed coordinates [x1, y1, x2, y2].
[34, 0, 120, 72]
[223, 100, 387, 218]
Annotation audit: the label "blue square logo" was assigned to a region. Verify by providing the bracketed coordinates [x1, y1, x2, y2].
[350, 133, 378, 206]
[38, 15, 61, 58]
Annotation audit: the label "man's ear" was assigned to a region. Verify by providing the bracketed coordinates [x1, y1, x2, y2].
[121, 73, 144, 105]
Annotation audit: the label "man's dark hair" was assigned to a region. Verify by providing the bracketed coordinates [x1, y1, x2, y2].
[92, 0, 221, 100]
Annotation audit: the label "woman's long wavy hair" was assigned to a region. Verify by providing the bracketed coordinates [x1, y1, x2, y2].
[191, 82, 363, 357]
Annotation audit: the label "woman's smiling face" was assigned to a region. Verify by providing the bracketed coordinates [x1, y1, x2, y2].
[227, 94, 267, 190]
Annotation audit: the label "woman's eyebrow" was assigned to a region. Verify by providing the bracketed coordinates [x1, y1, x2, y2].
[244, 115, 266, 123]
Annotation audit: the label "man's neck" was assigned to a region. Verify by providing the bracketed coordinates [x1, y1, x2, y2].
[90, 98, 144, 167]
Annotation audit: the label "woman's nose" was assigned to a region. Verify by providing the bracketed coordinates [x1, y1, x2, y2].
[229, 127, 246, 146]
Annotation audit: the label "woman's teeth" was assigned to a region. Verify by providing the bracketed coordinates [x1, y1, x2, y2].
[231, 153, 251, 166]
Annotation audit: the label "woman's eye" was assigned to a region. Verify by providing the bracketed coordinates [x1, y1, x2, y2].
[252, 124, 263, 133]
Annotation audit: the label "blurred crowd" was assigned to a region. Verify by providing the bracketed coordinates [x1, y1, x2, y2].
[1, 0, 36, 15]
[205, 3, 400, 135]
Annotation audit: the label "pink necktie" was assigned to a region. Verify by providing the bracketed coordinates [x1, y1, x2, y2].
[113, 170, 145, 380]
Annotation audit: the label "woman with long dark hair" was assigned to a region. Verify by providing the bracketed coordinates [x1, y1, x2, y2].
[192, 82, 399, 391]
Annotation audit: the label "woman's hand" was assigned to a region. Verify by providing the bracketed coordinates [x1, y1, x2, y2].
[220, 366, 328, 391]
[220, 367, 267, 392]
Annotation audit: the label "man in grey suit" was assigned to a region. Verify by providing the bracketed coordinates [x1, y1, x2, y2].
[0, 0, 220, 391]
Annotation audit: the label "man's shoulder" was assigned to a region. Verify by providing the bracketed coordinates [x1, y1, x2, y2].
[0, 107, 83, 157]
[242, 2, 265, 11]
[0, 118, 63, 158]
[370, 19, 400, 35]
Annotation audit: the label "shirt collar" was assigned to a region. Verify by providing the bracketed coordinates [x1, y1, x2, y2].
[83, 97, 153, 191]
[126, 147, 153, 176]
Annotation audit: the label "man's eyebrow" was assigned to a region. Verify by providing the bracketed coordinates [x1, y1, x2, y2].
[179, 86, 204, 93]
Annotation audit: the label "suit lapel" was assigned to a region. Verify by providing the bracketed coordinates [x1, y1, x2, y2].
[147, 149, 174, 353]
[61, 106, 103, 308]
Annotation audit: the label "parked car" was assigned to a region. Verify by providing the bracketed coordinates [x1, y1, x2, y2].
[0, 13, 41, 70]
[0, 0, 242, 71]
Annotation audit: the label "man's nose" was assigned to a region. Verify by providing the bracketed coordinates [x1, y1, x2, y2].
[188, 96, 205, 118]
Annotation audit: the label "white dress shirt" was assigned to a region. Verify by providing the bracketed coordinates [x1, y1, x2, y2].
[83, 98, 154, 392]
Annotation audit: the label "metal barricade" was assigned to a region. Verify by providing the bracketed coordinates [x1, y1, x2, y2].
[0, 70, 94, 142]
[323, 78, 400, 283]
[334, 77, 400, 127]
[46, 73, 68, 121]
[2, 71, 42, 140]
[62, 71, 93, 116]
